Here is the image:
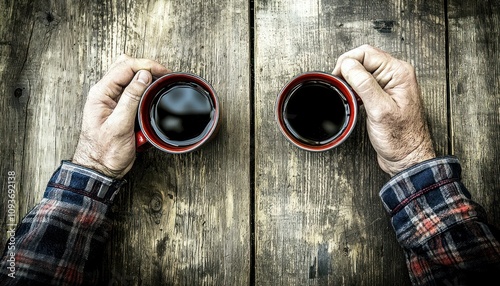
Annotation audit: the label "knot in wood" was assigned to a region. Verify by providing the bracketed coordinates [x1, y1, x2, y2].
[14, 88, 23, 98]
[149, 195, 163, 212]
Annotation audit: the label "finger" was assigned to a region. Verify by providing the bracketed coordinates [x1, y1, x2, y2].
[332, 46, 366, 75]
[96, 56, 170, 100]
[333, 44, 392, 75]
[107, 70, 152, 132]
[105, 56, 171, 84]
[339, 58, 393, 117]
[106, 54, 131, 73]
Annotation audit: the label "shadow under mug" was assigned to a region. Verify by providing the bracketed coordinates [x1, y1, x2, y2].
[275, 72, 361, 152]
[136, 72, 220, 153]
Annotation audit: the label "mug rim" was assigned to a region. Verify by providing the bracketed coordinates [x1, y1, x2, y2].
[138, 72, 220, 154]
[275, 71, 359, 152]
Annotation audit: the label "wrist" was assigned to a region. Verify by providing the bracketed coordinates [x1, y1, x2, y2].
[380, 143, 436, 177]
[72, 152, 121, 179]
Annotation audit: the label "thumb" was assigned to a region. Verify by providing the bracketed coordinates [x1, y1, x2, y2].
[109, 70, 152, 131]
[339, 58, 390, 115]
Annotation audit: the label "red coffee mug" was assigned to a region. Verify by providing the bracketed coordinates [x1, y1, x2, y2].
[136, 73, 220, 153]
[275, 72, 361, 152]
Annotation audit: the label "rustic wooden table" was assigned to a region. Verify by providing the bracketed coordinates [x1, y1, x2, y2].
[1, 0, 499, 285]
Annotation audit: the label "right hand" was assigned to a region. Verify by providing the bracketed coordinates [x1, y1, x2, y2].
[72, 55, 170, 178]
[332, 45, 436, 176]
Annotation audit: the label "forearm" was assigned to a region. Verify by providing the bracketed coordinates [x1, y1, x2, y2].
[380, 156, 500, 285]
[0, 161, 124, 285]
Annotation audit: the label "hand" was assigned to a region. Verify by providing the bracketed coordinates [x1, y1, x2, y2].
[332, 45, 436, 176]
[72, 55, 170, 178]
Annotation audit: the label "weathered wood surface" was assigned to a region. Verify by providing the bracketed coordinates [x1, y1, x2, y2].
[254, 0, 446, 285]
[0, 0, 499, 285]
[448, 0, 500, 229]
[0, 0, 251, 285]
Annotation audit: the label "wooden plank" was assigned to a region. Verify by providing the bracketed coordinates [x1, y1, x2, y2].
[0, 1, 33, 245]
[84, 0, 252, 284]
[448, 0, 500, 228]
[254, 0, 446, 284]
[0, 0, 251, 284]
[0, 0, 86, 244]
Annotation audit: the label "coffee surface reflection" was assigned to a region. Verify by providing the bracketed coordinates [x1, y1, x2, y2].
[151, 82, 214, 147]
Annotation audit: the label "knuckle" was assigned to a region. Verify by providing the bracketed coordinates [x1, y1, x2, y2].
[88, 82, 116, 100]
[87, 84, 102, 99]
[117, 54, 131, 62]
[88, 84, 98, 95]
[359, 44, 373, 50]
[402, 61, 416, 74]
[112, 54, 136, 71]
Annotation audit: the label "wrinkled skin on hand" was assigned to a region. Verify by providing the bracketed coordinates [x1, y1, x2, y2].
[72, 55, 170, 178]
[333, 45, 436, 176]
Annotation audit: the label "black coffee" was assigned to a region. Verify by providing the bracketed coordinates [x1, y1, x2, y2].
[150, 82, 214, 146]
[283, 81, 349, 145]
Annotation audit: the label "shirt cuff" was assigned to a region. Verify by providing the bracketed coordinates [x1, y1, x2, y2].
[378, 156, 483, 246]
[45, 160, 126, 205]
[379, 156, 463, 214]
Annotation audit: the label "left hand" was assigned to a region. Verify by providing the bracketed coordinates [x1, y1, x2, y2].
[72, 55, 170, 178]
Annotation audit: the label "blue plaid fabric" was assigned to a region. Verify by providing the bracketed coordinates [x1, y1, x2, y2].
[380, 156, 500, 285]
[2, 157, 499, 285]
[0, 161, 124, 285]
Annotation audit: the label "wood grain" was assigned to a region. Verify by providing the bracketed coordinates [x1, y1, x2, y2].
[254, 0, 446, 284]
[0, 0, 87, 237]
[448, 0, 500, 227]
[0, 0, 251, 285]
[0, 1, 33, 247]
[2, 0, 499, 285]
[95, 0, 252, 284]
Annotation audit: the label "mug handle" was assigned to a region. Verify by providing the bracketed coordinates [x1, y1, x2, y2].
[135, 130, 151, 152]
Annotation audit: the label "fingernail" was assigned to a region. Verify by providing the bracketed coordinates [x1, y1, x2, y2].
[136, 70, 150, 85]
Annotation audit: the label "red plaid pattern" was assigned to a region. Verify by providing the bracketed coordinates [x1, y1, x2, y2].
[380, 157, 500, 285]
[0, 161, 124, 285]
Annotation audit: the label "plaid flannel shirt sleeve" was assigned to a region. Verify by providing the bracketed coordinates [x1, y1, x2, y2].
[0, 161, 124, 286]
[380, 156, 500, 285]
